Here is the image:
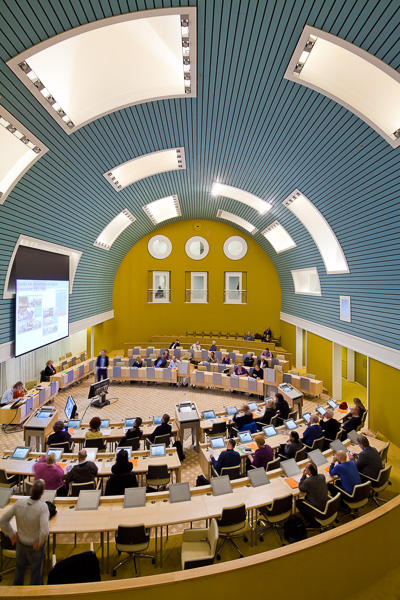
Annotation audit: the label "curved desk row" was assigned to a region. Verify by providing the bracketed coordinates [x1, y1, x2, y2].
[50, 358, 95, 390]
[0, 381, 59, 426]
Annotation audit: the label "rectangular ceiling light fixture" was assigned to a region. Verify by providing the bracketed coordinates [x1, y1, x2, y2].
[212, 182, 272, 215]
[142, 195, 181, 225]
[94, 209, 136, 250]
[284, 26, 400, 148]
[216, 209, 258, 235]
[261, 221, 297, 253]
[8, 8, 197, 134]
[291, 267, 321, 296]
[283, 190, 349, 274]
[0, 105, 48, 204]
[103, 148, 186, 191]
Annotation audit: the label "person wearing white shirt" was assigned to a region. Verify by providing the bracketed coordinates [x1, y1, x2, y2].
[169, 356, 180, 369]
[190, 341, 201, 351]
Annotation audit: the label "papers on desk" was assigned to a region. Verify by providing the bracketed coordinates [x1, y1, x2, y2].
[284, 477, 300, 489]
[94, 461, 103, 472]
[101, 429, 112, 436]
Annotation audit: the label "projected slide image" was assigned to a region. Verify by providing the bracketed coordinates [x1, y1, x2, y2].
[17, 295, 42, 334]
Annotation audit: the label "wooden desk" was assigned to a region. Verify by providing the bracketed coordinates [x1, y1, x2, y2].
[23, 407, 59, 451]
[69, 420, 179, 448]
[52, 351, 87, 373]
[0, 381, 59, 425]
[50, 358, 95, 389]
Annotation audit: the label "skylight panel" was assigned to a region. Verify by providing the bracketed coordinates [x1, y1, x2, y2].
[216, 210, 258, 235]
[212, 183, 272, 214]
[283, 190, 349, 274]
[291, 267, 321, 296]
[0, 106, 48, 204]
[94, 209, 136, 251]
[143, 195, 181, 225]
[103, 148, 186, 191]
[8, 8, 196, 133]
[284, 26, 400, 148]
[261, 221, 297, 253]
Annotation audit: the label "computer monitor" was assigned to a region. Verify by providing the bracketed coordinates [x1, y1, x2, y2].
[226, 406, 238, 416]
[302, 412, 311, 424]
[169, 482, 191, 503]
[11, 446, 30, 460]
[248, 468, 270, 487]
[179, 402, 192, 413]
[284, 419, 298, 430]
[211, 475, 233, 496]
[316, 405, 326, 416]
[36, 409, 52, 418]
[47, 447, 63, 461]
[124, 418, 136, 428]
[124, 487, 147, 508]
[150, 444, 166, 457]
[76, 490, 101, 511]
[307, 449, 328, 467]
[88, 378, 110, 399]
[281, 458, 302, 478]
[238, 430, 253, 443]
[202, 410, 216, 420]
[263, 425, 277, 437]
[210, 436, 225, 450]
[116, 447, 132, 460]
[247, 401, 259, 412]
[264, 396, 274, 403]
[153, 415, 162, 425]
[100, 419, 109, 428]
[0, 488, 13, 508]
[64, 395, 77, 420]
[327, 399, 338, 410]
[280, 384, 292, 392]
[85, 448, 98, 461]
[330, 440, 349, 454]
[68, 419, 81, 429]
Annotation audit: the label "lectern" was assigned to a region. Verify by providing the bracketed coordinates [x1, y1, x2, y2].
[278, 383, 303, 415]
[174, 401, 201, 452]
[23, 406, 58, 451]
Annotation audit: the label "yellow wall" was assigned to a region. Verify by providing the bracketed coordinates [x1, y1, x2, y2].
[369, 359, 400, 447]
[306, 332, 332, 393]
[93, 320, 115, 357]
[280, 321, 296, 358]
[355, 351, 368, 386]
[111, 220, 281, 347]
[342, 346, 347, 378]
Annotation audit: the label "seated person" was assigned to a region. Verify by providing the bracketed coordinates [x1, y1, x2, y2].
[155, 286, 165, 298]
[209, 341, 217, 351]
[148, 413, 172, 444]
[85, 416, 103, 439]
[44, 359, 56, 379]
[261, 347, 273, 359]
[165, 349, 170, 358]
[47, 420, 71, 447]
[350, 435, 383, 479]
[154, 353, 168, 368]
[258, 398, 276, 425]
[168, 356, 180, 369]
[105, 449, 138, 495]
[64, 449, 98, 485]
[342, 406, 362, 437]
[1, 381, 25, 406]
[210, 438, 240, 475]
[263, 327, 272, 340]
[296, 461, 329, 525]
[33, 454, 67, 496]
[244, 352, 255, 367]
[278, 430, 303, 459]
[191, 341, 202, 351]
[234, 364, 248, 377]
[302, 414, 323, 447]
[320, 409, 341, 441]
[232, 404, 254, 432]
[329, 450, 361, 495]
[169, 339, 180, 349]
[221, 355, 231, 365]
[243, 331, 255, 341]
[275, 392, 290, 421]
[344, 397, 366, 422]
[132, 357, 143, 368]
[247, 435, 273, 470]
[209, 351, 218, 363]
[119, 417, 143, 447]
[251, 364, 263, 379]
[258, 356, 269, 369]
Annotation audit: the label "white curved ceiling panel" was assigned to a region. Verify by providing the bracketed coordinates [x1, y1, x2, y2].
[212, 182, 272, 214]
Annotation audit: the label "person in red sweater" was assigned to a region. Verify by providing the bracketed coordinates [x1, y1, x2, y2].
[33, 454, 67, 496]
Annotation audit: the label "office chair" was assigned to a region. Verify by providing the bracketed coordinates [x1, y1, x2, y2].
[120, 437, 141, 451]
[231, 422, 257, 437]
[379, 443, 390, 465]
[59, 356, 66, 361]
[305, 373, 316, 379]
[146, 464, 170, 491]
[153, 433, 171, 447]
[216, 504, 248, 559]
[181, 519, 218, 570]
[0, 469, 19, 489]
[219, 465, 241, 480]
[24, 380, 38, 391]
[287, 409, 297, 421]
[40, 370, 49, 383]
[197, 365, 207, 372]
[84, 438, 107, 451]
[301, 493, 341, 532]
[304, 436, 325, 452]
[47, 440, 72, 453]
[112, 525, 154, 577]
[289, 370, 299, 375]
[294, 446, 308, 462]
[69, 481, 97, 497]
[258, 494, 293, 545]
[205, 421, 227, 442]
[266, 457, 281, 472]
[105, 472, 138, 496]
[361, 465, 392, 506]
[48, 543, 100, 584]
[336, 481, 372, 518]
[0, 532, 16, 582]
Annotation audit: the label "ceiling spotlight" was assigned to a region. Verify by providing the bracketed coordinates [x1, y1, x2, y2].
[66, 120, 74, 128]
[32, 146, 41, 154]
[182, 38, 189, 48]
[57, 108, 66, 117]
[184, 73, 191, 80]
[21, 136, 30, 144]
[46, 95, 56, 105]
[18, 61, 31, 74]
[185, 87, 191, 94]
[393, 129, 400, 139]
[181, 18, 189, 27]
[34, 79, 44, 91]
[183, 57, 190, 65]
[6, 124, 17, 133]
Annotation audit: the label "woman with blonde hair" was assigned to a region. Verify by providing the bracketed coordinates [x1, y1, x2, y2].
[259, 398, 277, 425]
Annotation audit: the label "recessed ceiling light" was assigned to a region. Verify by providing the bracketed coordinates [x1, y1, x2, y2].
[212, 182, 272, 215]
[284, 25, 400, 148]
[261, 221, 296, 253]
[283, 189, 349, 274]
[103, 148, 186, 191]
[216, 209, 258, 235]
[8, 8, 197, 134]
[291, 267, 322, 296]
[143, 195, 181, 225]
[93, 209, 136, 251]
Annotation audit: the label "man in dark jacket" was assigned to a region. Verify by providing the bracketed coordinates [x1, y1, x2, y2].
[302, 414, 324, 447]
[350, 435, 383, 479]
[64, 449, 98, 485]
[96, 349, 109, 381]
[210, 439, 241, 475]
[320, 410, 341, 441]
[148, 414, 172, 444]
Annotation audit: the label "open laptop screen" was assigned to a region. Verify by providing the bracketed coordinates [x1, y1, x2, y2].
[226, 406, 238, 416]
[247, 402, 259, 411]
[153, 416, 162, 425]
[85, 448, 98, 461]
[47, 447, 63, 461]
[100, 419, 109, 428]
[68, 419, 81, 429]
[211, 475, 233, 496]
[124, 418, 136, 428]
[203, 410, 216, 420]
[263, 425, 277, 437]
[238, 430, 253, 443]
[150, 444, 166, 457]
[284, 419, 298, 430]
[210, 437, 225, 450]
[302, 412, 311, 424]
[327, 399, 338, 410]
[11, 446, 30, 460]
[116, 447, 132, 460]
[316, 406, 326, 416]
[281, 458, 302, 478]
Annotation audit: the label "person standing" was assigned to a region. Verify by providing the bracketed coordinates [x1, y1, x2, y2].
[44, 359, 56, 379]
[96, 349, 109, 382]
[0, 479, 49, 585]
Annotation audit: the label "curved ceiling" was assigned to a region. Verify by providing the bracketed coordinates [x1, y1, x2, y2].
[0, 0, 399, 351]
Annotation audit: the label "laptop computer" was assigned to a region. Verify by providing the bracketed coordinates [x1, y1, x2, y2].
[226, 406, 238, 416]
[280, 384, 292, 393]
[0, 488, 13, 508]
[202, 409, 216, 420]
[116, 447, 132, 460]
[169, 482, 191, 503]
[68, 419, 81, 429]
[238, 430, 253, 444]
[210, 436, 225, 450]
[263, 425, 277, 437]
[47, 447, 63, 461]
[284, 419, 298, 430]
[211, 475, 233, 496]
[247, 401, 259, 412]
[11, 446, 30, 460]
[124, 487, 147, 508]
[153, 416, 162, 425]
[281, 458, 302, 482]
[150, 444, 166, 457]
[85, 448, 98, 461]
[330, 440, 349, 454]
[100, 419, 110, 428]
[76, 490, 101, 511]
[327, 398, 338, 410]
[124, 418, 136, 429]
[248, 467, 270, 487]
[316, 405, 326, 416]
[307, 449, 328, 467]
[302, 412, 311, 424]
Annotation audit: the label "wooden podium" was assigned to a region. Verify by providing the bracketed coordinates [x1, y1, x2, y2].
[23, 406, 58, 451]
[174, 401, 201, 452]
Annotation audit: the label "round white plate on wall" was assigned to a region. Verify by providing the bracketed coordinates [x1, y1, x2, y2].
[223, 236, 248, 260]
[185, 236, 209, 260]
[148, 234, 172, 259]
